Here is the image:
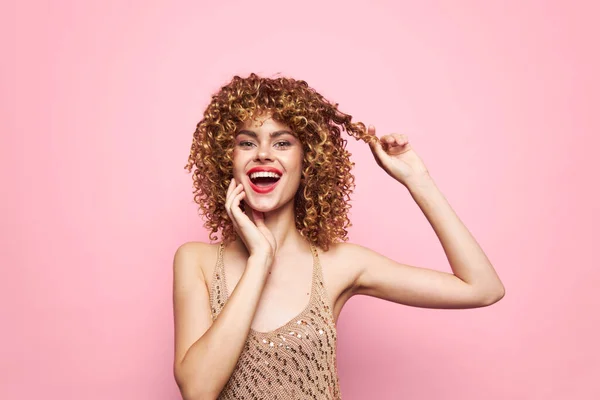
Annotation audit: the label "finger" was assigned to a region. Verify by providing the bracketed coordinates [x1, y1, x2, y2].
[367, 125, 381, 148]
[392, 134, 409, 146]
[368, 135, 385, 156]
[226, 183, 244, 220]
[227, 183, 243, 207]
[382, 135, 396, 145]
[383, 137, 397, 152]
[225, 178, 235, 207]
[225, 182, 236, 211]
[231, 190, 246, 217]
[229, 190, 246, 230]
[386, 135, 412, 155]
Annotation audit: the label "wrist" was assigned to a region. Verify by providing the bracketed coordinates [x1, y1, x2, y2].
[405, 173, 435, 192]
[247, 255, 273, 271]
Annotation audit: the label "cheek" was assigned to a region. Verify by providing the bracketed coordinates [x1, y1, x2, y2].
[296, 154, 305, 175]
[298, 154, 306, 174]
[231, 157, 246, 180]
[292, 149, 304, 166]
[232, 150, 246, 167]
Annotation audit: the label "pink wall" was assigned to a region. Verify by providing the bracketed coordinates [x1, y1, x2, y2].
[2, 0, 599, 398]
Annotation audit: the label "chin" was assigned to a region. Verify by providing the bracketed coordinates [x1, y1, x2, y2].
[244, 195, 296, 214]
[244, 199, 279, 213]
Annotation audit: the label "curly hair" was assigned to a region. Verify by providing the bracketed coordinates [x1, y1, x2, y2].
[184, 73, 378, 251]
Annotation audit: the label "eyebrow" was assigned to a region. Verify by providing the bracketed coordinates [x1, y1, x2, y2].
[235, 130, 297, 139]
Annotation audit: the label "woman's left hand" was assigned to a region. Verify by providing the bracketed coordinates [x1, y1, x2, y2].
[367, 125, 430, 187]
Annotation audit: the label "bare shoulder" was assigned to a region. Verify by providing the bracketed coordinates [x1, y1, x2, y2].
[173, 241, 221, 286]
[320, 240, 368, 267]
[316, 241, 367, 319]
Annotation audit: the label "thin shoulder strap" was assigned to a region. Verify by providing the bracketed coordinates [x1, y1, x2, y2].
[217, 241, 225, 267]
[308, 242, 336, 314]
[210, 241, 227, 318]
[309, 241, 322, 275]
[308, 242, 324, 293]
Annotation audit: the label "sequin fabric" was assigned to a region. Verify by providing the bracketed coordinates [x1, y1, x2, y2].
[209, 241, 341, 399]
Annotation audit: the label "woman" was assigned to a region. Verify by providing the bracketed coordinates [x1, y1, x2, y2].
[173, 73, 505, 399]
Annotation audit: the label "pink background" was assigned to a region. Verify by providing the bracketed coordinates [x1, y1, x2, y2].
[2, 0, 599, 399]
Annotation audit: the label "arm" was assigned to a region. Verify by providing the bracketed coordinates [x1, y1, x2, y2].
[172, 242, 270, 400]
[351, 175, 505, 309]
[352, 127, 505, 308]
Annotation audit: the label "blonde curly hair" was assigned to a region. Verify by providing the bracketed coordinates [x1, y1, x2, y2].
[185, 73, 377, 251]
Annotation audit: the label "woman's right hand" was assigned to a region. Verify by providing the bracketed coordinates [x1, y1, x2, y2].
[225, 178, 277, 265]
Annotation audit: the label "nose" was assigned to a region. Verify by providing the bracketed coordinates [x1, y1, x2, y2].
[256, 144, 273, 162]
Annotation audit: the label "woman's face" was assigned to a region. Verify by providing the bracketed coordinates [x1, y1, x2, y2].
[232, 112, 304, 213]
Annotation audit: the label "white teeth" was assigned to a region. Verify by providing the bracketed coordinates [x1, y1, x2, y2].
[249, 171, 281, 179]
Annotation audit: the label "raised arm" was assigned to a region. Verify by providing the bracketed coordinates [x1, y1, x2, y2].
[347, 176, 504, 308]
[348, 127, 505, 308]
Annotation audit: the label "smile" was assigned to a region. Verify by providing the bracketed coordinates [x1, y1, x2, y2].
[249, 178, 280, 194]
[247, 167, 282, 194]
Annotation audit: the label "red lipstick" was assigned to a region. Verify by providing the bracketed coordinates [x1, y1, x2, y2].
[246, 166, 283, 175]
[246, 166, 282, 194]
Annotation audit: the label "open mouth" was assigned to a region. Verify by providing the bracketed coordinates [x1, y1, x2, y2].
[248, 171, 281, 193]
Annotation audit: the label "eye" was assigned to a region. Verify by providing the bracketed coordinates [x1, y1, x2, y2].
[238, 140, 255, 148]
[274, 141, 292, 148]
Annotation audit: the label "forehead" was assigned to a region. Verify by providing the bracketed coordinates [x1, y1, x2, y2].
[238, 112, 291, 132]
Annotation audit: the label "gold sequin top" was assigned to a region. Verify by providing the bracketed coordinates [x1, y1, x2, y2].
[209, 241, 341, 399]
